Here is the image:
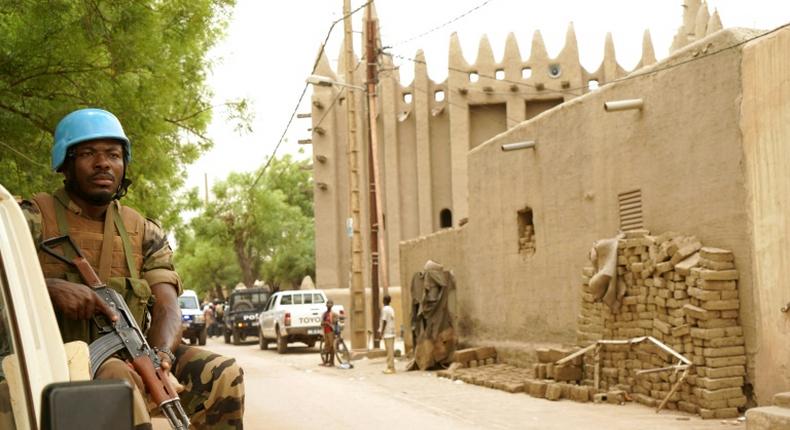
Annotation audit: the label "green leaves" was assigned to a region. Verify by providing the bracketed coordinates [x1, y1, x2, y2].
[174, 156, 315, 296]
[0, 0, 236, 228]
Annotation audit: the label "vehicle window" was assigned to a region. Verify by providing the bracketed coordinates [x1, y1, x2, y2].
[293, 294, 303, 305]
[314, 294, 325, 304]
[0, 258, 25, 428]
[178, 296, 199, 310]
[303, 294, 313, 304]
[280, 295, 292, 305]
[264, 296, 274, 311]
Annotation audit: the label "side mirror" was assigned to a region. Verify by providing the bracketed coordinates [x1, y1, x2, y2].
[41, 380, 133, 430]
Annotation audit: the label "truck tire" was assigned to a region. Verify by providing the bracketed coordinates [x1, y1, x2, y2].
[224, 329, 231, 344]
[232, 328, 242, 345]
[259, 329, 269, 350]
[276, 330, 287, 354]
[198, 328, 207, 346]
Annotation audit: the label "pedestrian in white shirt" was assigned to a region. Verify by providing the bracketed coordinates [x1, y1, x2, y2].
[378, 295, 396, 374]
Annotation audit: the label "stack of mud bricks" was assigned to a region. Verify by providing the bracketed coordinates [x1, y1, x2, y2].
[576, 229, 746, 419]
[527, 348, 592, 402]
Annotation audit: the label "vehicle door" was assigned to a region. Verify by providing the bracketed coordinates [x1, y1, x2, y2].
[260, 295, 276, 337]
[304, 293, 325, 336]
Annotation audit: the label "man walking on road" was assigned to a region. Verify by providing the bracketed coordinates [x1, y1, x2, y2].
[22, 108, 245, 429]
[379, 295, 396, 374]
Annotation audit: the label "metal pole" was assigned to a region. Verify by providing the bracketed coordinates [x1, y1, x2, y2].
[365, 3, 386, 349]
[343, 0, 367, 350]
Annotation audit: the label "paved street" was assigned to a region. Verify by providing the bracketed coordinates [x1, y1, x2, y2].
[198, 336, 745, 430]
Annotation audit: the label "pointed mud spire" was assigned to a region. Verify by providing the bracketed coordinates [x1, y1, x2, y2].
[337, 38, 345, 74]
[706, 9, 723, 36]
[695, 1, 710, 39]
[314, 43, 337, 78]
[683, 0, 702, 36]
[602, 32, 618, 80]
[414, 49, 428, 77]
[639, 29, 656, 67]
[475, 34, 496, 68]
[557, 22, 580, 63]
[528, 30, 549, 62]
[504, 32, 521, 63]
[448, 32, 469, 70]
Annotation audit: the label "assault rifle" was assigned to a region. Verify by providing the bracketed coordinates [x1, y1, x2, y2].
[40, 235, 190, 430]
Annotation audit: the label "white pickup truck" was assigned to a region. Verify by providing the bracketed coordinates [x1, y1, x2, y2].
[257, 290, 344, 354]
[0, 184, 136, 428]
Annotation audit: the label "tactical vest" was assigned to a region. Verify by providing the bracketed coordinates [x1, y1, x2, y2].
[33, 190, 152, 344]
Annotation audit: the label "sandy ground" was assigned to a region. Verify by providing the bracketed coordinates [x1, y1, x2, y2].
[162, 336, 747, 430]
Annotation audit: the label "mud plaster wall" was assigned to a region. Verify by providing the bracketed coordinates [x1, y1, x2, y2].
[399, 227, 467, 351]
[740, 26, 790, 404]
[399, 29, 768, 394]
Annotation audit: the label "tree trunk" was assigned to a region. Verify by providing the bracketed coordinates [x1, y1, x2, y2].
[233, 236, 256, 287]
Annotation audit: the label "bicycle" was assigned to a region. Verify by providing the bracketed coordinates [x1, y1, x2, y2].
[319, 320, 351, 366]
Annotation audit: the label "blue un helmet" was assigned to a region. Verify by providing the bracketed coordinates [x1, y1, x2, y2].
[51, 108, 131, 172]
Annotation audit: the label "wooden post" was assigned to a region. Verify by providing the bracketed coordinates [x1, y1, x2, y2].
[343, 0, 367, 350]
[657, 368, 688, 413]
[364, 3, 385, 348]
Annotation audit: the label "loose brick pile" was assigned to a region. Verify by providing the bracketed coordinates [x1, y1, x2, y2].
[577, 230, 747, 419]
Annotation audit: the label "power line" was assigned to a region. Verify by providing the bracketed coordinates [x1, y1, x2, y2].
[386, 0, 496, 48]
[0, 139, 49, 169]
[249, 1, 372, 191]
[383, 21, 790, 99]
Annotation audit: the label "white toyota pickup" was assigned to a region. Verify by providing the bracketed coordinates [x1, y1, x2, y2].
[257, 290, 344, 354]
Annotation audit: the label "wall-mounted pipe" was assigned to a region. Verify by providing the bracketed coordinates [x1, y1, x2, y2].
[501, 141, 536, 152]
[604, 98, 643, 112]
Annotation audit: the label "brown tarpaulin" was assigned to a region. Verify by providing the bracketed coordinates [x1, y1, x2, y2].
[408, 261, 457, 370]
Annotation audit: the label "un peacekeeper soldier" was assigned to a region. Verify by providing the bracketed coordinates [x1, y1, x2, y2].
[20, 108, 245, 430]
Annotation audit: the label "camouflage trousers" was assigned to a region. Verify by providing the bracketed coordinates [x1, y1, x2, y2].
[97, 345, 244, 430]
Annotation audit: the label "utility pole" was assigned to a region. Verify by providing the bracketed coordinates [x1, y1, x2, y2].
[343, 0, 367, 350]
[364, 2, 387, 349]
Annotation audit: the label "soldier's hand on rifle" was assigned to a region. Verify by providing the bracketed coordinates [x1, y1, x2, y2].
[45, 278, 118, 322]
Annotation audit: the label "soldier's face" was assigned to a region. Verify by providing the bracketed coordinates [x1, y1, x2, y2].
[64, 140, 125, 205]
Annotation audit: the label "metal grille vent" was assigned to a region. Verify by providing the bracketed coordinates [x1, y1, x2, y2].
[619, 189, 643, 231]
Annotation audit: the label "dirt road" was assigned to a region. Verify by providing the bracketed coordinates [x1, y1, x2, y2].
[201, 337, 744, 430]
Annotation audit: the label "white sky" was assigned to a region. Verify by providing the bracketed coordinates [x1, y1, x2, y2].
[184, 0, 790, 198]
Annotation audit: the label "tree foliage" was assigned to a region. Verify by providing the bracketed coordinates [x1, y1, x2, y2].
[0, 0, 238, 228]
[174, 155, 315, 297]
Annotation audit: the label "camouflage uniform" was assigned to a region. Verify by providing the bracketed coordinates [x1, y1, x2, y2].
[21, 190, 245, 429]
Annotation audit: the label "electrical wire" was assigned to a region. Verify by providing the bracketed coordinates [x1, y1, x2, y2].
[382, 21, 790, 99]
[0, 139, 49, 169]
[249, 1, 372, 191]
[385, 0, 496, 48]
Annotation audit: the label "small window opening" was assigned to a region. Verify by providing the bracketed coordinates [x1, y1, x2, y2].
[495, 69, 505, 80]
[403, 93, 413, 104]
[522, 67, 532, 79]
[588, 79, 599, 90]
[440, 208, 453, 229]
[517, 207, 536, 255]
[469, 72, 479, 83]
[434, 90, 445, 102]
[548, 64, 562, 78]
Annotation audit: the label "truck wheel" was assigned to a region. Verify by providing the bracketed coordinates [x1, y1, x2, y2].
[259, 329, 269, 350]
[276, 330, 287, 354]
[305, 340, 316, 348]
[223, 329, 231, 344]
[198, 328, 207, 346]
[232, 328, 242, 345]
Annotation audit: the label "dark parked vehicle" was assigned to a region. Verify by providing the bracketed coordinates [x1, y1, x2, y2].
[223, 288, 270, 345]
